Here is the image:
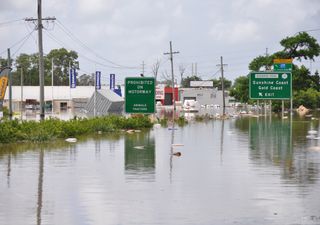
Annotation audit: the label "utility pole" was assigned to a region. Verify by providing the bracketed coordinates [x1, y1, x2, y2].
[217, 56, 227, 116]
[51, 58, 54, 114]
[7, 48, 12, 120]
[191, 63, 193, 77]
[164, 41, 179, 110]
[20, 67, 24, 120]
[25, 0, 56, 120]
[141, 61, 145, 77]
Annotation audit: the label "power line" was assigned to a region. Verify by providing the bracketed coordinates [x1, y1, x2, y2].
[56, 19, 139, 69]
[0, 29, 36, 57]
[44, 29, 137, 71]
[12, 29, 36, 57]
[0, 18, 24, 27]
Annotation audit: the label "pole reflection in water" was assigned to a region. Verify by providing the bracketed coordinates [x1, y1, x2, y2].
[220, 120, 225, 164]
[95, 137, 101, 160]
[7, 153, 11, 188]
[249, 118, 292, 165]
[36, 148, 44, 225]
[170, 120, 175, 182]
[124, 131, 155, 181]
[248, 117, 320, 184]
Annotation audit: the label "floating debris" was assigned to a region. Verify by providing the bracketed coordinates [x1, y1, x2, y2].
[65, 138, 77, 143]
[308, 130, 318, 135]
[171, 143, 184, 147]
[308, 146, 320, 152]
[133, 146, 145, 150]
[172, 152, 181, 156]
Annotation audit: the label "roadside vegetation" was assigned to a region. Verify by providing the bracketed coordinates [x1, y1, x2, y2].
[229, 32, 320, 111]
[0, 115, 152, 144]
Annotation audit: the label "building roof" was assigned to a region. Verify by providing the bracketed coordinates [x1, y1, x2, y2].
[4, 86, 98, 101]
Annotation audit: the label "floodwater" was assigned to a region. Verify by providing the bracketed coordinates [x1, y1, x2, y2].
[1, 116, 320, 225]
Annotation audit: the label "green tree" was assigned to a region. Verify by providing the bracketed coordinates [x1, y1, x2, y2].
[294, 88, 320, 109]
[279, 32, 320, 60]
[229, 76, 249, 103]
[181, 75, 202, 88]
[211, 78, 232, 90]
[13, 53, 39, 86]
[78, 73, 94, 86]
[46, 48, 79, 86]
[249, 32, 320, 71]
[247, 32, 320, 109]
[0, 57, 8, 68]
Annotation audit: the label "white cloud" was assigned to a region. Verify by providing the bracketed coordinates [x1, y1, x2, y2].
[210, 20, 260, 44]
[0, 0, 320, 80]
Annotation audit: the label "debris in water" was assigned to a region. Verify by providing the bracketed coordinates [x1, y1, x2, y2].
[65, 138, 77, 143]
[171, 143, 184, 147]
[172, 152, 181, 156]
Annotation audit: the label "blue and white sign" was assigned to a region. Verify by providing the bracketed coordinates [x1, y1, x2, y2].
[69, 68, 77, 88]
[95, 71, 101, 90]
[110, 74, 115, 90]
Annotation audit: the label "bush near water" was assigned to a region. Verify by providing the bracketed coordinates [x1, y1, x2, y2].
[0, 115, 153, 143]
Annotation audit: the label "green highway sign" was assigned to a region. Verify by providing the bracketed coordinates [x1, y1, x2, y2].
[273, 63, 292, 71]
[273, 58, 292, 71]
[125, 77, 155, 114]
[249, 72, 292, 100]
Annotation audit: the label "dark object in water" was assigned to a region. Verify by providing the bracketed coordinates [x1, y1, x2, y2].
[172, 152, 181, 156]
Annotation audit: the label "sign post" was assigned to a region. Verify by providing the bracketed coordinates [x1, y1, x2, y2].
[125, 77, 155, 114]
[0, 67, 11, 118]
[249, 72, 292, 100]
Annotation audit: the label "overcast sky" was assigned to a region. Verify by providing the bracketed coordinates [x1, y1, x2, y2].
[0, 0, 320, 84]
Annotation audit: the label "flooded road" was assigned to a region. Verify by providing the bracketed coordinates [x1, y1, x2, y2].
[1, 117, 320, 225]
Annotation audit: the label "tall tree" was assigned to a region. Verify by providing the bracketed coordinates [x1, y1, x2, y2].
[229, 76, 249, 103]
[178, 64, 187, 86]
[46, 48, 79, 86]
[181, 75, 202, 88]
[211, 78, 232, 90]
[249, 32, 320, 71]
[151, 59, 161, 85]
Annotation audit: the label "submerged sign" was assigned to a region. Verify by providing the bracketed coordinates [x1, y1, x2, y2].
[249, 72, 292, 99]
[125, 77, 155, 113]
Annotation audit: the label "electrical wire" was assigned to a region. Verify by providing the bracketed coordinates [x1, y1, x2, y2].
[0, 28, 36, 57]
[44, 29, 138, 70]
[0, 18, 23, 27]
[11, 29, 36, 57]
[56, 19, 139, 69]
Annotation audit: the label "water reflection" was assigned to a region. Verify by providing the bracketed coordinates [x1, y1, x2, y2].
[7, 152, 11, 188]
[1, 118, 320, 225]
[247, 117, 320, 185]
[220, 120, 225, 163]
[124, 132, 155, 181]
[37, 148, 44, 225]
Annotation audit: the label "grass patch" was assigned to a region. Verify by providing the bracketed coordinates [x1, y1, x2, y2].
[0, 115, 153, 143]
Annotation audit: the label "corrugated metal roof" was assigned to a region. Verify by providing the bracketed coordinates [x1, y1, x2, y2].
[85, 89, 124, 117]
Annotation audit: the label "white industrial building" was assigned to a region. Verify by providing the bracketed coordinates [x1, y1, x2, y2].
[3, 86, 97, 113]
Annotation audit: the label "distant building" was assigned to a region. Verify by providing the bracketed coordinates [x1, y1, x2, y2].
[3, 86, 95, 113]
[155, 85, 179, 105]
[179, 88, 220, 106]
